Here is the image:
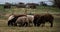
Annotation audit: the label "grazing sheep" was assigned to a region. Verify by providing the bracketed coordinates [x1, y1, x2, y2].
[27, 15, 34, 26]
[15, 16, 29, 27]
[15, 15, 34, 27]
[7, 14, 26, 26]
[33, 14, 54, 27]
[8, 15, 15, 26]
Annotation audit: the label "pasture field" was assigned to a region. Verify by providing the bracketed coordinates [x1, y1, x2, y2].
[0, 6, 60, 32]
[0, 15, 60, 32]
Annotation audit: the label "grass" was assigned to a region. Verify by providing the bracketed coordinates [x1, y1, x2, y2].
[0, 16, 60, 32]
[0, 6, 60, 32]
[0, 6, 60, 14]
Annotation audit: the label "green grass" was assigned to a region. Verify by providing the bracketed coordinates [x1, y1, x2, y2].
[0, 6, 60, 32]
[0, 6, 60, 14]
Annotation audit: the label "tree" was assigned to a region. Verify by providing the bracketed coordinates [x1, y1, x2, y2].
[54, 0, 60, 8]
[16, 2, 26, 8]
[4, 2, 11, 9]
[26, 3, 38, 9]
[40, 1, 47, 6]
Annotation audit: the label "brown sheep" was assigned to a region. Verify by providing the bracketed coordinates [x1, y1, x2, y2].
[33, 14, 54, 27]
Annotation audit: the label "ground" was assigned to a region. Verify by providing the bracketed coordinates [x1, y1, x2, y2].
[0, 6, 60, 32]
[0, 15, 60, 32]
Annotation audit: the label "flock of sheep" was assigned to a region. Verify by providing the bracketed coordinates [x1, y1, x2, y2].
[7, 13, 54, 27]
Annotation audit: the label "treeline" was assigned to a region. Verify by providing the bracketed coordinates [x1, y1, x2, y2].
[3, 2, 53, 9]
[3, 2, 39, 9]
[54, 0, 60, 8]
[0, 0, 60, 9]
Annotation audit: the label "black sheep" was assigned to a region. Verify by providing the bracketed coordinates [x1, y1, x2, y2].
[33, 14, 54, 27]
